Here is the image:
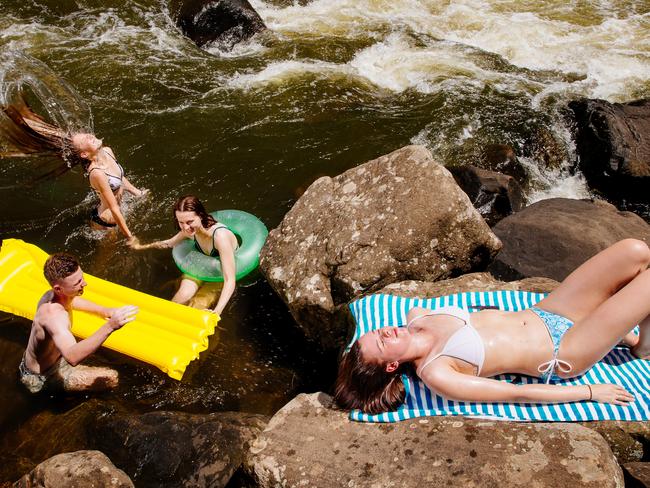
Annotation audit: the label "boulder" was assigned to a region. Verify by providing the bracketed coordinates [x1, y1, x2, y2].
[448, 165, 525, 226]
[477, 144, 525, 181]
[13, 450, 133, 488]
[92, 410, 268, 488]
[569, 98, 650, 198]
[170, 0, 266, 49]
[377, 272, 558, 298]
[244, 393, 624, 487]
[623, 462, 650, 487]
[260, 145, 502, 349]
[489, 198, 650, 281]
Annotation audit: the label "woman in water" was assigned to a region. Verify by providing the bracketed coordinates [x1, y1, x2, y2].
[1, 97, 146, 243]
[335, 239, 650, 413]
[132, 195, 238, 315]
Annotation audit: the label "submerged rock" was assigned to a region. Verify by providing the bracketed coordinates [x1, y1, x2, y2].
[92, 410, 268, 488]
[489, 198, 650, 281]
[448, 165, 525, 226]
[244, 392, 624, 488]
[569, 98, 650, 199]
[13, 450, 133, 488]
[170, 0, 266, 50]
[260, 145, 501, 349]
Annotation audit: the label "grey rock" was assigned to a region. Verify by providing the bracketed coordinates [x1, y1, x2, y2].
[570, 98, 650, 198]
[170, 0, 266, 49]
[91, 410, 268, 488]
[244, 392, 624, 488]
[448, 165, 525, 226]
[489, 198, 650, 281]
[13, 450, 133, 488]
[260, 145, 501, 349]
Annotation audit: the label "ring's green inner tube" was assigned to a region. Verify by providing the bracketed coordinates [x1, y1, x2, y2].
[172, 210, 268, 282]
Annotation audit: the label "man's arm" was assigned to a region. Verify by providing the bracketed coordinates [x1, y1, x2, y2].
[72, 297, 112, 318]
[46, 305, 138, 366]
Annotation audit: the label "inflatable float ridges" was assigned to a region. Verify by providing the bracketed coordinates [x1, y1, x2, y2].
[0, 239, 219, 380]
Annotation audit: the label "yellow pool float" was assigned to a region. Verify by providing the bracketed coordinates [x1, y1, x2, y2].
[0, 238, 219, 380]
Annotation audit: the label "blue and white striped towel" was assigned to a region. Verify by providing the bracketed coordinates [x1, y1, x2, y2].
[348, 291, 650, 423]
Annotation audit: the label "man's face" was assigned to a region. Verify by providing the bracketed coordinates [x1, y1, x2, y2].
[53, 267, 87, 298]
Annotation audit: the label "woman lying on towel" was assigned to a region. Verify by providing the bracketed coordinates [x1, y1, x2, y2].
[335, 239, 650, 414]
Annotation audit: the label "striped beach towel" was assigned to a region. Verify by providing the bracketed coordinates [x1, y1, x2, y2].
[348, 291, 650, 423]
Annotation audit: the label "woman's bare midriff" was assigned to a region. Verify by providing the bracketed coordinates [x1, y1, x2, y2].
[471, 309, 554, 378]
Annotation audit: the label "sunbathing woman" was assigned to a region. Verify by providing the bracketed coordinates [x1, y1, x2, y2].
[1, 97, 146, 244]
[335, 239, 650, 413]
[132, 195, 238, 315]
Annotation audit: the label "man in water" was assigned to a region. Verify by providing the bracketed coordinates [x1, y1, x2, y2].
[19, 253, 138, 393]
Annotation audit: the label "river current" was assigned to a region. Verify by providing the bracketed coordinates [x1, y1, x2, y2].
[0, 0, 649, 481]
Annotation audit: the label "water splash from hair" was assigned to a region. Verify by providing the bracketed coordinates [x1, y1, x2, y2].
[0, 50, 94, 160]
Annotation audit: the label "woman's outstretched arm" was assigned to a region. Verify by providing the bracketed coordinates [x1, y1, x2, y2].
[89, 170, 134, 242]
[422, 365, 634, 406]
[121, 176, 148, 197]
[130, 231, 186, 250]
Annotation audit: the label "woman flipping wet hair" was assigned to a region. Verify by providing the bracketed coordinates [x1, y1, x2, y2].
[1, 95, 146, 244]
[335, 239, 650, 414]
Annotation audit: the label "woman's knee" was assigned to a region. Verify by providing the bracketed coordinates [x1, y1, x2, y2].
[616, 238, 650, 267]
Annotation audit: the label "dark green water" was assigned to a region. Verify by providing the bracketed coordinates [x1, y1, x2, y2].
[0, 0, 649, 480]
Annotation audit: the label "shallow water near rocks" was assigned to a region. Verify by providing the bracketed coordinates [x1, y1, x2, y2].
[0, 0, 649, 482]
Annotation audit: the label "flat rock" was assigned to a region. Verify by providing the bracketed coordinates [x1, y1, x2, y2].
[244, 393, 624, 488]
[260, 145, 501, 349]
[489, 198, 650, 281]
[13, 450, 133, 488]
[92, 410, 268, 488]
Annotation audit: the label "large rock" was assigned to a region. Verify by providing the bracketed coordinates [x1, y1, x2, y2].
[623, 462, 650, 487]
[448, 165, 525, 226]
[170, 0, 266, 49]
[489, 198, 650, 281]
[244, 393, 624, 487]
[260, 145, 502, 349]
[13, 450, 133, 488]
[570, 98, 650, 198]
[92, 410, 268, 488]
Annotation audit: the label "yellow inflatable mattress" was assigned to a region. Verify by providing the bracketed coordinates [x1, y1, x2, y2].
[0, 239, 219, 380]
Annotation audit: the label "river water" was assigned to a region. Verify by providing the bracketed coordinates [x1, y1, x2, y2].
[0, 0, 649, 480]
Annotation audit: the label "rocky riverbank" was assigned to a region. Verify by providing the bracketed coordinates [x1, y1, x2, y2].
[7, 97, 650, 487]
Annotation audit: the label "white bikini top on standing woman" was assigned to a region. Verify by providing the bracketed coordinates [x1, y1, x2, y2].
[410, 306, 486, 376]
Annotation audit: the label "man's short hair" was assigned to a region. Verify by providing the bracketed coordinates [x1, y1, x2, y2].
[43, 253, 80, 285]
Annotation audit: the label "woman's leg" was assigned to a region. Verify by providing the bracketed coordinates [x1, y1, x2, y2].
[559, 267, 650, 375]
[172, 277, 200, 305]
[536, 239, 650, 322]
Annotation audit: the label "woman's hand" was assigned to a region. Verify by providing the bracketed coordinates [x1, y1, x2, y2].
[126, 236, 139, 249]
[590, 384, 635, 405]
[136, 188, 150, 198]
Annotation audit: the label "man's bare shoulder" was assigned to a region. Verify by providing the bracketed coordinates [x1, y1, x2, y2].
[35, 292, 70, 331]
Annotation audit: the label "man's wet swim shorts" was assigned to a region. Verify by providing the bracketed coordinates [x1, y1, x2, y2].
[18, 355, 68, 393]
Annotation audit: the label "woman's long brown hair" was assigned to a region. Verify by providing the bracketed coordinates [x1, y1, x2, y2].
[173, 195, 217, 230]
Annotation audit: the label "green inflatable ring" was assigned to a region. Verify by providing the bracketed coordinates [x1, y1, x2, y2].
[172, 209, 268, 282]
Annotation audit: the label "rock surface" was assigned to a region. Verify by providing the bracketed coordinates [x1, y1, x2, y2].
[92, 410, 268, 488]
[244, 393, 624, 488]
[13, 450, 133, 488]
[489, 198, 650, 281]
[623, 462, 650, 487]
[260, 145, 502, 349]
[448, 165, 525, 226]
[170, 0, 266, 49]
[570, 98, 650, 198]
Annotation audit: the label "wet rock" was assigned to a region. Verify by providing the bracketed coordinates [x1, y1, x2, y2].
[170, 0, 266, 50]
[13, 450, 133, 488]
[92, 410, 268, 488]
[581, 421, 648, 465]
[623, 462, 650, 487]
[478, 144, 522, 177]
[448, 165, 525, 226]
[569, 98, 650, 199]
[489, 198, 650, 281]
[260, 145, 502, 349]
[377, 272, 558, 298]
[0, 400, 113, 482]
[244, 392, 624, 487]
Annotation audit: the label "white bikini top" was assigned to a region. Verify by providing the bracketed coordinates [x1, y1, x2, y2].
[410, 306, 485, 376]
